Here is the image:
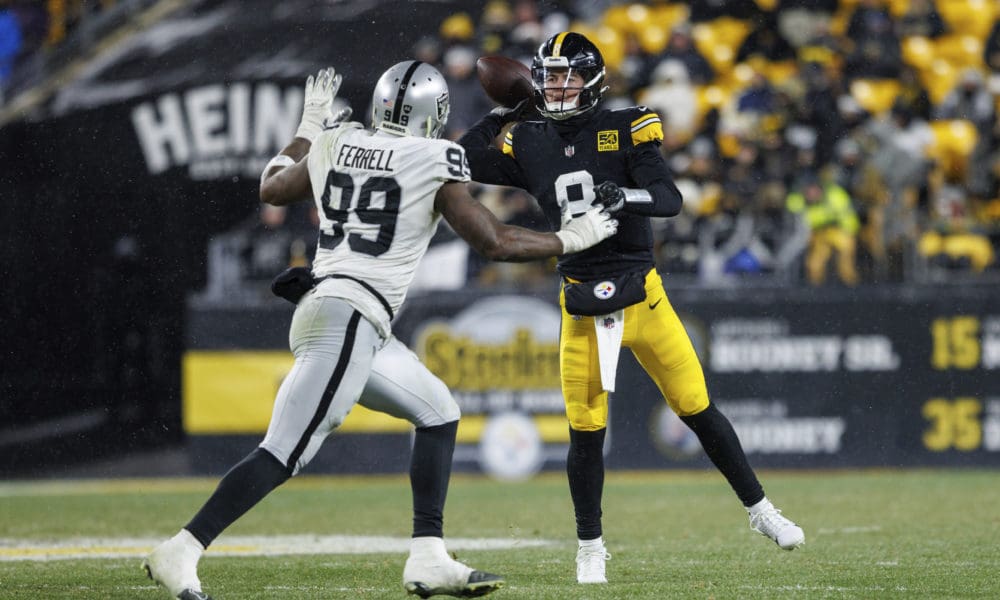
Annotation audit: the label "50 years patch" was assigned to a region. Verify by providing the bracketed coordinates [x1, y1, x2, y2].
[597, 130, 619, 152]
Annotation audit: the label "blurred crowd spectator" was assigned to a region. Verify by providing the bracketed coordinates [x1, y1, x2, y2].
[207, 0, 1000, 298]
[0, 0, 118, 103]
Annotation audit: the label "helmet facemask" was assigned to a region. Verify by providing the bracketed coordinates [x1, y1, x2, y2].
[531, 62, 605, 120]
[531, 33, 608, 121]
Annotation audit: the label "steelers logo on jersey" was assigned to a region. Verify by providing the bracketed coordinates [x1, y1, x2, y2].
[593, 281, 616, 299]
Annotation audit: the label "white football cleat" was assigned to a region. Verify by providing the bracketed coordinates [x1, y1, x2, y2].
[575, 541, 611, 584]
[748, 499, 805, 550]
[142, 530, 211, 599]
[402, 537, 504, 598]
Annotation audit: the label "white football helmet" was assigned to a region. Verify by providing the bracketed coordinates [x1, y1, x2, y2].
[370, 60, 450, 138]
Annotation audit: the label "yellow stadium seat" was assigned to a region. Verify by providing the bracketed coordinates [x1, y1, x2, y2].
[850, 79, 902, 115]
[927, 119, 978, 179]
[920, 58, 961, 104]
[717, 132, 741, 159]
[602, 4, 633, 34]
[707, 16, 752, 49]
[719, 62, 757, 91]
[694, 84, 730, 124]
[692, 17, 751, 76]
[638, 26, 669, 55]
[902, 36, 935, 70]
[439, 12, 474, 41]
[761, 60, 798, 85]
[888, 0, 911, 18]
[651, 2, 690, 26]
[643, 4, 690, 54]
[933, 34, 985, 69]
[937, 0, 996, 41]
[919, 231, 996, 272]
[593, 25, 626, 71]
[603, 4, 651, 36]
[829, 2, 856, 37]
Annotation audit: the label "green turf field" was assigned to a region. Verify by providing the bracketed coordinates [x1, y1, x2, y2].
[0, 469, 997, 599]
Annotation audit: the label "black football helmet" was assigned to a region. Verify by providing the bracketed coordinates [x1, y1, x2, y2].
[531, 32, 607, 120]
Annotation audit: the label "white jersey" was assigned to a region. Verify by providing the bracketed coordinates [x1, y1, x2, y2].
[306, 123, 471, 339]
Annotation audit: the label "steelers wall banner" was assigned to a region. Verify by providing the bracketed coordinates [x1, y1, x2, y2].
[608, 286, 1000, 470]
[184, 286, 1000, 474]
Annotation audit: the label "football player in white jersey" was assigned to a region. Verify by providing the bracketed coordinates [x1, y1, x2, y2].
[142, 64, 617, 600]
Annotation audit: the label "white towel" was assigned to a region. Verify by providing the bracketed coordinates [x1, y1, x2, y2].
[593, 310, 625, 392]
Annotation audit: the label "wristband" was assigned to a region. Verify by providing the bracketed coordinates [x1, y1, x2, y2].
[260, 154, 296, 187]
[622, 188, 652, 204]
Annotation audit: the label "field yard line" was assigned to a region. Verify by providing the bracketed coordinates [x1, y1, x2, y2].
[0, 534, 556, 562]
[816, 525, 882, 534]
[740, 584, 909, 593]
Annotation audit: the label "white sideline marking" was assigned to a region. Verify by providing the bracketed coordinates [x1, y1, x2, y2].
[0, 535, 554, 562]
[817, 525, 882, 535]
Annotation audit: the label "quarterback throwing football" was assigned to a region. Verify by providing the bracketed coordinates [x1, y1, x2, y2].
[459, 32, 805, 585]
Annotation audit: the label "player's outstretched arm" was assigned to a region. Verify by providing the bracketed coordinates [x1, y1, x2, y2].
[435, 182, 617, 261]
[260, 152, 311, 206]
[260, 67, 350, 206]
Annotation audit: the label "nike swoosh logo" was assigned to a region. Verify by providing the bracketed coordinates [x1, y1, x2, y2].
[648, 298, 662, 310]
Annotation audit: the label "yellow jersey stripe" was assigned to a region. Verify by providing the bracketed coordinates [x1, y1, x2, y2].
[631, 115, 663, 145]
[502, 131, 515, 158]
[551, 32, 569, 57]
[630, 113, 660, 131]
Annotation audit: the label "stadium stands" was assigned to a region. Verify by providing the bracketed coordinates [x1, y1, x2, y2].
[7, 0, 999, 290]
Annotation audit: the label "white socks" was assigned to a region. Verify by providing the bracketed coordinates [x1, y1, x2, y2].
[177, 529, 206, 555]
[578, 536, 605, 549]
[410, 536, 448, 559]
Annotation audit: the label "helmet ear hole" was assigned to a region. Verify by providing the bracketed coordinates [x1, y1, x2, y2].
[371, 61, 450, 138]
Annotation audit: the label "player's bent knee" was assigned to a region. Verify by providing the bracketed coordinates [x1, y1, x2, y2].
[414, 403, 460, 428]
[669, 394, 710, 417]
[257, 441, 292, 473]
[567, 409, 608, 431]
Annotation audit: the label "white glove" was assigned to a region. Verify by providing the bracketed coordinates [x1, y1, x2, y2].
[295, 67, 343, 142]
[555, 206, 618, 254]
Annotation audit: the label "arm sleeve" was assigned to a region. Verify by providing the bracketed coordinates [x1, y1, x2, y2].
[456, 114, 527, 188]
[624, 141, 683, 217]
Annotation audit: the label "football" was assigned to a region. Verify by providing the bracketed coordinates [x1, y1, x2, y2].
[476, 55, 533, 108]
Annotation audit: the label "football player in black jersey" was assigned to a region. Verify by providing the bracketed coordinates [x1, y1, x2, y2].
[459, 32, 805, 584]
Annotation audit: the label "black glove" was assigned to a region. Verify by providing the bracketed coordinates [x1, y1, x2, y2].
[270, 266, 316, 305]
[593, 181, 626, 214]
[490, 97, 540, 125]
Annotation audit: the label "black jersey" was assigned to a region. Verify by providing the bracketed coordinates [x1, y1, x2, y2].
[459, 106, 681, 281]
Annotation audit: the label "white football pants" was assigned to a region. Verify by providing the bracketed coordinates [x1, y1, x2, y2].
[260, 295, 460, 475]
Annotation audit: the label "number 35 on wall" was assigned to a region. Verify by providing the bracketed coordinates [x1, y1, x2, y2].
[922, 398, 982, 451]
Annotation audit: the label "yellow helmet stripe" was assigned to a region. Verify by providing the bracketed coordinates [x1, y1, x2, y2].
[551, 32, 569, 57]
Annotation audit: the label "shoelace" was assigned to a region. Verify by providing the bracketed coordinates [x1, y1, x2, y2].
[750, 507, 792, 535]
[577, 547, 612, 565]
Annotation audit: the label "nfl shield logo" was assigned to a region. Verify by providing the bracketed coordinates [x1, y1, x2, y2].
[602, 317, 616, 329]
[564, 145, 575, 157]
